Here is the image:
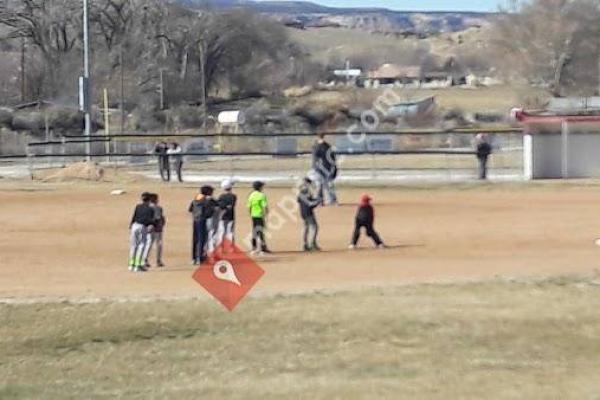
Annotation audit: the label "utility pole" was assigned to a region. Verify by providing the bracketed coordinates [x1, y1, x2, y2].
[199, 39, 207, 136]
[82, 0, 92, 161]
[20, 38, 26, 102]
[158, 69, 165, 110]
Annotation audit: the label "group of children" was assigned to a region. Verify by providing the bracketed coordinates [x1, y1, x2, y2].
[188, 179, 242, 264]
[128, 192, 165, 272]
[186, 179, 273, 264]
[128, 178, 386, 271]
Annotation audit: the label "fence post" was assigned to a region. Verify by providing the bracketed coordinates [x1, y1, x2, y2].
[26, 144, 33, 181]
[61, 136, 66, 169]
[561, 120, 569, 179]
[370, 152, 376, 180]
[523, 133, 533, 181]
[446, 133, 453, 182]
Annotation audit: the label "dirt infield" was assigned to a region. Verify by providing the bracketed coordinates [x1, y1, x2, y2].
[1, 180, 600, 301]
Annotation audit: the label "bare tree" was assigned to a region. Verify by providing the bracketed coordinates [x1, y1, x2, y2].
[1, 0, 312, 107]
[91, 0, 135, 51]
[0, 0, 81, 97]
[156, 9, 298, 99]
[492, 0, 600, 96]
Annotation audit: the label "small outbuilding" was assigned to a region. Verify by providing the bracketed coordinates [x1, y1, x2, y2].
[513, 99, 600, 179]
[216, 110, 244, 134]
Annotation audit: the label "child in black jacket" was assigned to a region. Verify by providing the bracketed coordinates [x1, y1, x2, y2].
[297, 178, 321, 252]
[217, 179, 237, 250]
[189, 185, 218, 264]
[349, 194, 386, 249]
[129, 192, 155, 272]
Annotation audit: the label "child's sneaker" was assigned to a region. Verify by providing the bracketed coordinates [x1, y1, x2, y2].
[157, 262, 165, 268]
[348, 244, 356, 250]
[258, 249, 273, 257]
[303, 245, 311, 252]
[312, 245, 322, 252]
[377, 244, 388, 249]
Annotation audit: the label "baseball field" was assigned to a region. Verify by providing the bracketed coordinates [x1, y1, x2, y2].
[2, 176, 600, 398]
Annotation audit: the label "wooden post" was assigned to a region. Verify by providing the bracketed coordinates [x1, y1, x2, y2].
[103, 88, 110, 161]
[199, 39, 207, 136]
[119, 43, 125, 134]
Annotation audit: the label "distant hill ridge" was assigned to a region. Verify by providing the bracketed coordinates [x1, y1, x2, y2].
[177, 0, 495, 33]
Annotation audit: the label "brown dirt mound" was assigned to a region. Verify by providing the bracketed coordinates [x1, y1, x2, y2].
[43, 161, 105, 182]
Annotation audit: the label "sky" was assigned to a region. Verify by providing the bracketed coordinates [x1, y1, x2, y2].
[262, 0, 501, 12]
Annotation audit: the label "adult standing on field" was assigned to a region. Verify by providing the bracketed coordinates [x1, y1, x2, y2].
[475, 133, 492, 180]
[312, 133, 338, 206]
[154, 141, 170, 182]
[167, 142, 184, 182]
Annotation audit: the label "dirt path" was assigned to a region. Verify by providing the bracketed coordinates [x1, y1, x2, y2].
[1, 181, 600, 301]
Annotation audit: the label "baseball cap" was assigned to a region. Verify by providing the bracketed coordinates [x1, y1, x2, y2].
[221, 179, 234, 190]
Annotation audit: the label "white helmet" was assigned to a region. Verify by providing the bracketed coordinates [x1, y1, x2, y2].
[221, 179, 234, 190]
[307, 169, 320, 182]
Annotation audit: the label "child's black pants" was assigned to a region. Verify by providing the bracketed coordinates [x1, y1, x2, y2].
[192, 219, 209, 263]
[351, 220, 382, 246]
[252, 217, 268, 251]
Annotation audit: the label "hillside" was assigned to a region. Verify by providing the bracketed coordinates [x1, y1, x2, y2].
[179, 0, 494, 33]
[288, 25, 492, 73]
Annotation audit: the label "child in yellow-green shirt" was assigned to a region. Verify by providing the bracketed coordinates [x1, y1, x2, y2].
[247, 181, 271, 254]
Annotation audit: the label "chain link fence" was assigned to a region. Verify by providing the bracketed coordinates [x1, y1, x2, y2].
[3, 130, 525, 183]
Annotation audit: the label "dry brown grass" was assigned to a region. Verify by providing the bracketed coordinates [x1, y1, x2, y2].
[329, 85, 548, 114]
[2, 277, 600, 399]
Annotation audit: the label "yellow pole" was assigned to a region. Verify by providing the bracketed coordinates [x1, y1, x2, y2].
[103, 88, 110, 160]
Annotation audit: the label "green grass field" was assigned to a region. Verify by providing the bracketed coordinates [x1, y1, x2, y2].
[2, 277, 600, 399]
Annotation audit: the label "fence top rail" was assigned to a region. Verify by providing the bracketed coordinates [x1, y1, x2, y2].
[59, 128, 523, 140]
[7, 149, 481, 160]
[27, 138, 111, 147]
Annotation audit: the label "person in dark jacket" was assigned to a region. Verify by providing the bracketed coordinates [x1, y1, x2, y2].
[154, 141, 170, 182]
[312, 133, 338, 206]
[189, 185, 218, 264]
[145, 193, 166, 268]
[297, 178, 321, 252]
[217, 179, 237, 251]
[476, 133, 492, 180]
[128, 192, 155, 272]
[167, 142, 184, 183]
[349, 194, 386, 249]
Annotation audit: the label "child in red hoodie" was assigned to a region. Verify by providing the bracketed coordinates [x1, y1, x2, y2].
[349, 194, 386, 249]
